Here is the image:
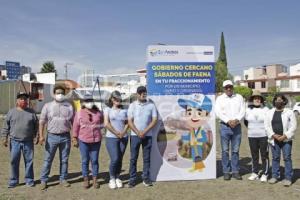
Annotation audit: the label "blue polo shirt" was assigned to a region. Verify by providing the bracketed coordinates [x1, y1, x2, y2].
[127, 100, 157, 137]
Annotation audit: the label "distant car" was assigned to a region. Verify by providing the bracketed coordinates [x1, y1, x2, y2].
[293, 102, 300, 115]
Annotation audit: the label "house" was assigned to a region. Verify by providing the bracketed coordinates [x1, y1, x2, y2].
[240, 64, 288, 94]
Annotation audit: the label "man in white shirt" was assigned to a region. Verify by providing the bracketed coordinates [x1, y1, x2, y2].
[215, 80, 245, 180]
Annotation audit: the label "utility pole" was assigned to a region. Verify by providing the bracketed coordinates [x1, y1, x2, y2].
[64, 63, 73, 80]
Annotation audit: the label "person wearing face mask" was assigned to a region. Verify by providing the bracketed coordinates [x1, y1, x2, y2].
[39, 85, 74, 190]
[265, 94, 297, 187]
[244, 90, 269, 182]
[72, 94, 103, 189]
[104, 90, 128, 189]
[215, 80, 245, 181]
[1, 92, 38, 188]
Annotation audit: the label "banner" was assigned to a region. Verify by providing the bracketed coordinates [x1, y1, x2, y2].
[147, 45, 216, 181]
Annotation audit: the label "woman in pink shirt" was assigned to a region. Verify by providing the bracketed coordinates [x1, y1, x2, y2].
[72, 94, 103, 189]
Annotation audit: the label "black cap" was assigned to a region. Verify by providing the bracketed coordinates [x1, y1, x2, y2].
[16, 92, 29, 99]
[136, 86, 147, 94]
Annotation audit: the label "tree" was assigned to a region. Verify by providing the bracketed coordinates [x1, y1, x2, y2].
[265, 86, 280, 108]
[40, 61, 57, 78]
[294, 95, 300, 102]
[215, 32, 229, 92]
[234, 86, 253, 100]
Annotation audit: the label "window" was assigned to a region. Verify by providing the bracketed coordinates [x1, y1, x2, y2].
[248, 82, 255, 89]
[280, 80, 289, 88]
[297, 79, 300, 88]
[261, 81, 266, 88]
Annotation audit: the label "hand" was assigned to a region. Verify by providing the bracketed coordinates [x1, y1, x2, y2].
[72, 137, 79, 148]
[272, 134, 281, 141]
[38, 135, 45, 145]
[118, 131, 124, 139]
[1, 137, 8, 147]
[233, 119, 240, 126]
[34, 135, 39, 145]
[228, 120, 236, 128]
[114, 131, 122, 139]
[278, 134, 287, 142]
[138, 131, 145, 139]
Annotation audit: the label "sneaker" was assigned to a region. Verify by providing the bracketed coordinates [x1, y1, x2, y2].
[260, 174, 268, 182]
[127, 181, 135, 188]
[248, 173, 259, 181]
[223, 173, 231, 181]
[40, 182, 47, 190]
[26, 182, 35, 187]
[60, 180, 70, 187]
[109, 179, 117, 189]
[232, 173, 242, 180]
[268, 177, 278, 184]
[143, 180, 153, 187]
[8, 184, 17, 188]
[115, 178, 123, 188]
[282, 179, 292, 187]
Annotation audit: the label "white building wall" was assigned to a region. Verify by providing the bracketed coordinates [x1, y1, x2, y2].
[243, 68, 255, 80]
[290, 63, 300, 75]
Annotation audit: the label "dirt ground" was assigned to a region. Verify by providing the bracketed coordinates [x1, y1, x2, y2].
[0, 117, 300, 200]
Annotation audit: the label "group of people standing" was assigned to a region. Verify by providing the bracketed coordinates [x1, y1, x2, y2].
[1, 85, 157, 190]
[216, 80, 297, 187]
[1, 80, 297, 189]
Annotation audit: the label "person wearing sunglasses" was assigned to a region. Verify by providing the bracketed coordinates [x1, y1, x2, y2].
[104, 90, 129, 189]
[72, 94, 103, 189]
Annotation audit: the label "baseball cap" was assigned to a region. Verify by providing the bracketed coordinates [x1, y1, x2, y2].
[16, 92, 30, 99]
[222, 80, 233, 87]
[136, 86, 147, 94]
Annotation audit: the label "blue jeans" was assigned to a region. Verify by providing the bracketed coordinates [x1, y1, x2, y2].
[270, 141, 293, 181]
[79, 140, 101, 177]
[106, 137, 128, 179]
[220, 123, 242, 173]
[129, 136, 152, 183]
[40, 133, 71, 183]
[9, 139, 34, 186]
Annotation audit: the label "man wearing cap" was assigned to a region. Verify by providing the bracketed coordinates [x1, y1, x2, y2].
[127, 86, 158, 188]
[39, 85, 74, 190]
[215, 80, 245, 180]
[1, 92, 38, 188]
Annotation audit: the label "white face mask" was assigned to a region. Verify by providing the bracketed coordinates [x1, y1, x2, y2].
[84, 102, 94, 109]
[55, 94, 65, 102]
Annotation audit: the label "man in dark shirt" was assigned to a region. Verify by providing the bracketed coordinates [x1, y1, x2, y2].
[1, 92, 39, 188]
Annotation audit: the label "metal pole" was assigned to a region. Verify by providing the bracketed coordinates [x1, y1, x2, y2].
[65, 64, 68, 80]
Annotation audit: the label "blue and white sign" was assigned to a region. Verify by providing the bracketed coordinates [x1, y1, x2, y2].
[148, 45, 216, 181]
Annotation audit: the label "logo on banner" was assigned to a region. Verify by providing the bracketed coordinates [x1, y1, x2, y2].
[149, 49, 179, 57]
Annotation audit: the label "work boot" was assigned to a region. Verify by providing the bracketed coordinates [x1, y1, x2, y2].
[93, 177, 100, 189]
[83, 177, 89, 189]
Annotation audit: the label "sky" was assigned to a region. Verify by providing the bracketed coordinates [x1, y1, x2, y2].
[0, 0, 300, 80]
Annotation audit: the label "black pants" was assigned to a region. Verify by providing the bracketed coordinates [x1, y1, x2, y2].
[248, 137, 269, 175]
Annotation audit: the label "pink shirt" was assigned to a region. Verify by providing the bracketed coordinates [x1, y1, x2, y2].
[72, 109, 103, 143]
